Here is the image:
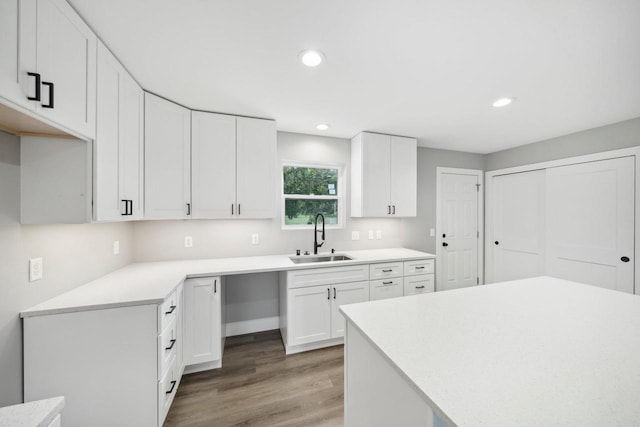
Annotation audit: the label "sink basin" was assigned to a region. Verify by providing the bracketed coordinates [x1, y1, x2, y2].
[289, 255, 353, 264]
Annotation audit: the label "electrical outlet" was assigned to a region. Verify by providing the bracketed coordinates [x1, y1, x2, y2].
[29, 258, 43, 282]
[113, 240, 120, 255]
[251, 233, 260, 245]
[351, 231, 360, 240]
[376, 230, 382, 240]
[368, 230, 374, 240]
[184, 236, 193, 248]
[429, 228, 435, 237]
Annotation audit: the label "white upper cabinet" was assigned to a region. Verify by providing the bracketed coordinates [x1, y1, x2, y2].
[191, 113, 276, 219]
[351, 132, 417, 217]
[144, 92, 191, 219]
[94, 41, 143, 221]
[0, 0, 97, 139]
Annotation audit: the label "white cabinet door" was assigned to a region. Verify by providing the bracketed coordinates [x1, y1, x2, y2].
[184, 277, 221, 366]
[236, 117, 277, 218]
[34, 0, 96, 138]
[176, 284, 184, 373]
[390, 136, 417, 216]
[331, 281, 369, 338]
[288, 286, 331, 346]
[490, 170, 546, 283]
[118, 71, 144, 220]
[360, 132, 391, 217]
[191, 111, 236, 218]
[144, 92, 191, 219]
[546, 157, 634, 293]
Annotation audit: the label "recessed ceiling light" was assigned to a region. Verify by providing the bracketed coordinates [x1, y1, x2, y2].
[492, 97, 514, 107]
[300, 50, 324, 67]
[316, 123, 330, 131]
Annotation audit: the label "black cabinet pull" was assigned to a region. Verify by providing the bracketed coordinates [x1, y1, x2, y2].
[121, 200, 128, 216]
[415, 266, 425, 270]
[128, 200, 133, 215]
[494, 241, 499, 245]
[42, 81, 54, 108]
[392, 205, 396, 214]
[333, 287, 336, 299]
[231, 204, 234, 215]
[415, 285, 425, 289]
[27, 72, 41, 101]
[387, 205, 391, 214]
[186, 203, 191, 215]
[621, 256, 630, 263]
[238, 204, 241, 215]
[327, 288, 330, 300]
[166, 380, 177, 394]
[442, 242, 448, 247]
[382, 281, 393, 285]
[214, 279, 217, 294]
[165, 305, 176, 315]
[165, 339, 176, 351]
[382, 269, 393, 272]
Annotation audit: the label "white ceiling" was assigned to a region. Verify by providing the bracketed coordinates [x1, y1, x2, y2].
[69, 0, 640, 153]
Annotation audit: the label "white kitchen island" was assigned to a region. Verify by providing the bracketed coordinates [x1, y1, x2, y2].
[340, 276, 640, 427]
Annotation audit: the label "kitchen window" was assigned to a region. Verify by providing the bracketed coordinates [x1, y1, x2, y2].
[282, 162, 344, 229]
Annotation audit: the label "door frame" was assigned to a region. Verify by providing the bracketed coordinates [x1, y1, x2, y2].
[485, 146, 640, 294]
[435, 167, 485, 289]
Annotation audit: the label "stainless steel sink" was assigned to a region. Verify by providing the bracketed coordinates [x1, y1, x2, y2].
[289, 255, 353, 264]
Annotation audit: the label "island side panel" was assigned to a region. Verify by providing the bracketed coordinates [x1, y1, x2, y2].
[23, 305, 158, 427]
[344, 321, 434, 427]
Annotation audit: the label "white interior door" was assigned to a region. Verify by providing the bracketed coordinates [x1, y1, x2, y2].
[546, 157, 634, 293]
[491, 170, 545, 282]
[438, 171, 480, 291]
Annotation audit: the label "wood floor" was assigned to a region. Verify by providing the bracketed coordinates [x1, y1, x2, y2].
[164, 330, 344, 427]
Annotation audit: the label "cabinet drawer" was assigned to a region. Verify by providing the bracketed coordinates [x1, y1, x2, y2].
[369, 262, 403, 280]
[158, 316, 178, 378]
[288, 264, 369, 288]
[403, 259, 434, 276]
[158, 289, 179, 333]
[404, 274, 435, 296]
[158, 355, 179, 425]
[370, 278, 404, 301]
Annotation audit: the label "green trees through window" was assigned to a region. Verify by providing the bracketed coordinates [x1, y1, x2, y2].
[283, 165, 340, 226]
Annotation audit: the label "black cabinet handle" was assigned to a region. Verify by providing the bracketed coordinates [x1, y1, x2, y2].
[383, 281, 393, 285]
[387, 205, 391, 214]
[121, 200, 128, 216]
[621, 256, 630, 263]
[165, 305, 176, 315]
[42, 81, 54, 108]
[165, 339, 176, 351]
[186, 203, 191, 216]
[392, 205, 396, 214]
[128, 200, 133, 215]
[442, 242, 448, 247]
[415, 266, 425, 270]
[231, 204, 234, 215]
[327, 288, 330, 300]
[214, 279, 217, 294]
[333, 287, 336, 299]
[494, 241, 499, 245]
[238, 204, 241, 215]
[382, 269, 393, 272]
[27, 72, 41, 101]
[166, 380, 177, 394]
[415, 285, 425, 289]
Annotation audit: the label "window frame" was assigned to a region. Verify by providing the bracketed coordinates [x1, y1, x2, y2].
[281, 160, 345, 230]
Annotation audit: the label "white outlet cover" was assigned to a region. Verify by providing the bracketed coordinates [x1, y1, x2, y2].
[184, 236, 193, 248]
[351, 231, 360, 240]
[368, 230, 374, 240]
[113, 240, 120, 255]
[430, 228, 435, 237]
[29, 257, 43, 282]
[376, 230, 382, 240]
[251, 233, 260, 245]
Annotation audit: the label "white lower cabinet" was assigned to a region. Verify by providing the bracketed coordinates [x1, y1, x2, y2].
[331, 281, 370, 338]
[370, 277, 404, 301]
[404, 275, 435, 296]
[183, 277, 226, 372]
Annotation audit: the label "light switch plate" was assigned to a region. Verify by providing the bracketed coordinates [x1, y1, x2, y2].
[113, 240, 120, 255]
[351, 231, 360, 240]
[29, 257, 43, 282]
[429, 228, 435, 237]
[251, 233, 260, 245]
[368, 230, 374, 240]
[184, 236, 193, 248]
[376, 230, 382, 240]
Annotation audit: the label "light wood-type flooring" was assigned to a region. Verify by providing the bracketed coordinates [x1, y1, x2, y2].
[164, 330, 344, 427]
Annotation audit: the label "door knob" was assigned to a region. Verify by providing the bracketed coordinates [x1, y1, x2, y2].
[494, 241, 499, 245]
[621, 256, 630, 263]
[442, 242, 448, 247]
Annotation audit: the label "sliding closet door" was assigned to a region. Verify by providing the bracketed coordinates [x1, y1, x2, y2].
[546, 157, 634, 293]
[491, 170, 546, 282]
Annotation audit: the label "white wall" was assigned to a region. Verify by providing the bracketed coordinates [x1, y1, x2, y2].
[0, 131, 134, 406]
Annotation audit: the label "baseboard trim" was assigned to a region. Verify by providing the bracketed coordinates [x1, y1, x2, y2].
[225, 316, 280, 337]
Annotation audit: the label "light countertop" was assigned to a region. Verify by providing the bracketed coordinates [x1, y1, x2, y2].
[340, 276, 640, 426]
[0, 397, 64, 427]
[21, 248, 433, 318]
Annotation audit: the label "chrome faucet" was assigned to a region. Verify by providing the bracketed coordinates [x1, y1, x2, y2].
[314, 213, 325, 255]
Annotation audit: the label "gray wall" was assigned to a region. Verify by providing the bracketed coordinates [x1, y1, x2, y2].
[0, 131, 134, 406]
[402, 147, 485, 253]
[486, 117, 640, 170]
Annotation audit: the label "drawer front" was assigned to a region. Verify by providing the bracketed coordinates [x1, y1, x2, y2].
[158, 315, 178, 378]
[369, 262, 403, 280]
[158, 355, 179, 425]
[370, 278, 404, 301]
[288, 264, 369, 288]
[159, 289, 179, 333]
[403, 259, 434, 276]
[404, 274, 435, 296]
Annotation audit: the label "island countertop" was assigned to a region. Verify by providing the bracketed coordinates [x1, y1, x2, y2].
[340, 276, 640, 426]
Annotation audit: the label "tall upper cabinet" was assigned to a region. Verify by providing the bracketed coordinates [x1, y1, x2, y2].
[94, 41, 144, 221]
[144, 93, 192, 219]
[351, 132, 417, 217]
[0, 0, 96, 139]
[191, 112, 277, 219]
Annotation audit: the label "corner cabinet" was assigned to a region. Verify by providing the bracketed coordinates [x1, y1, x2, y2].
[144, 93, 191, 219]
[94, 41, 144, 221]
[0, 0, 97, 139]
[351, 132, 417, 217]
[191, 111, 276, 219]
